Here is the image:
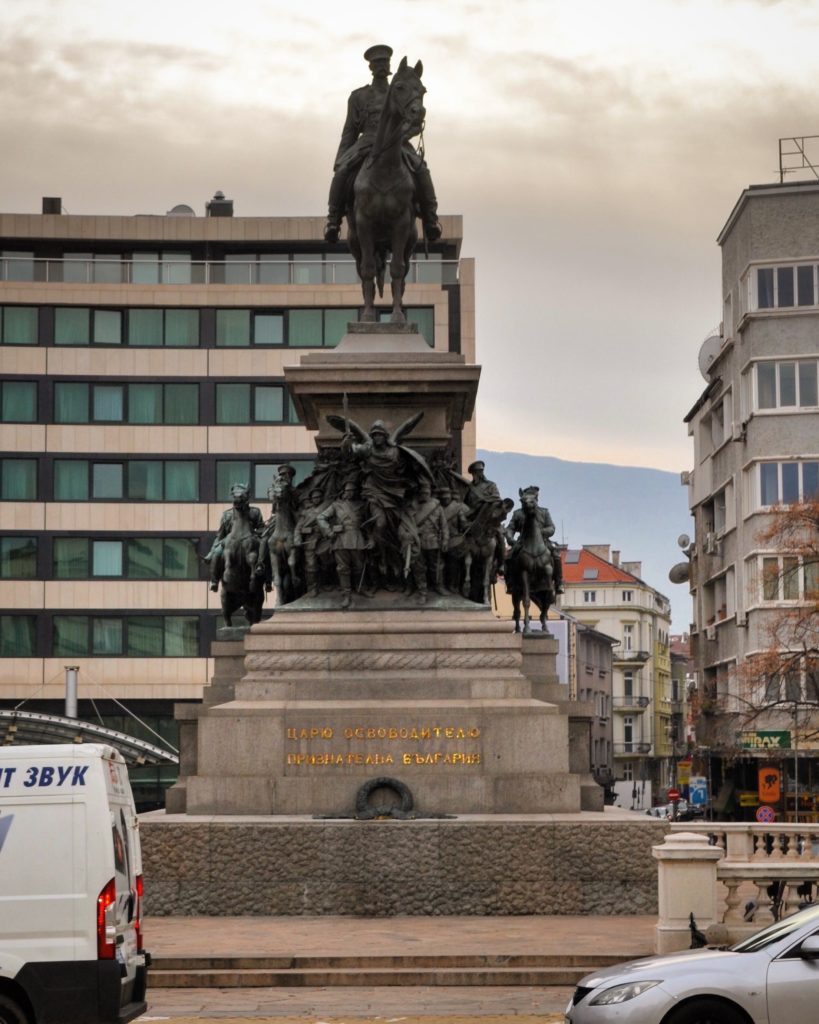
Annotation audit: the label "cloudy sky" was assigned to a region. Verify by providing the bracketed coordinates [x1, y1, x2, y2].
[2, 0, 818, 472]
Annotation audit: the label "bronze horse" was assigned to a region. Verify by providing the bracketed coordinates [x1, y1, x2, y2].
[506, 491, 556, 634]
[348, 57, 426, 322]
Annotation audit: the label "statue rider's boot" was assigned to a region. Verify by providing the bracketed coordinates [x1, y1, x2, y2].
[306, 570, 320, 599]
[325, 173, 346, 244]
[415, 166, 442, 242]
[209, 578, 219, 593]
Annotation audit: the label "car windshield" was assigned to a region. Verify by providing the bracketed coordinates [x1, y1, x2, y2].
[732, 905, 819, 953]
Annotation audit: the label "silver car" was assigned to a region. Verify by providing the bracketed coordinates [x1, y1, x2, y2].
[566, 904, 819, 1023]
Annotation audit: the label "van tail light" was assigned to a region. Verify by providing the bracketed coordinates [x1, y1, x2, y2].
[97, 877, 117, 960]
[135, 874, 144, 953]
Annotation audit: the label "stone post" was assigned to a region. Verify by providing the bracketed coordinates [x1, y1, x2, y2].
[653, 831, 723, 954]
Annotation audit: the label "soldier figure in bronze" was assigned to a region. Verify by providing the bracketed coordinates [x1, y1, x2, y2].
[461, 460, 509, 605]
[505, 485, 563, 594]
[317, 479, 373, 609]
[258, 463, 300, 606]
[505, 487, 557, 634]
[409, 479, 449, 599]
[437, 485, 472, 594]
[291, 487, 332, 599]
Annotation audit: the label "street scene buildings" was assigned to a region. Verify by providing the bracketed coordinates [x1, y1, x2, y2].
[685, 181, 819, 822]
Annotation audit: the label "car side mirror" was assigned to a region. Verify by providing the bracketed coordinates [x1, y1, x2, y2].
[799, 935, 819, 959]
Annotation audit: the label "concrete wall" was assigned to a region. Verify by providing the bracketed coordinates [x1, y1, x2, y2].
[141, 816, 669, 916]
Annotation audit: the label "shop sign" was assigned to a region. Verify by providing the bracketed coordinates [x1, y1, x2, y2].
[739, 792, 760, 807]
[738, 730, 791, 750]
[677, 760, 692, 785]
[758, 765, 781, 804]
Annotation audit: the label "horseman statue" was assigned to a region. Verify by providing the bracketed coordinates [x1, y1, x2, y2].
[324, 45, 442, 322]
[204, 482, 266, 626]
[504, 486, 560, 634]
[324, 44, 441, 247]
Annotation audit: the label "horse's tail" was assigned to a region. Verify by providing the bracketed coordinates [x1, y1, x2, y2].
[376, 247, 386, 297]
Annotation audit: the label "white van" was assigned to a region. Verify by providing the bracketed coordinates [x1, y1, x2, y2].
[0, 744, 149, 1024]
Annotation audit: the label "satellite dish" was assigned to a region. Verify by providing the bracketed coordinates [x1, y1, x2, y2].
[166, 203, 195, 218]
[698, 332, 722, 381]
[677, 534, 691, 549]
[669, 562, 690, 585]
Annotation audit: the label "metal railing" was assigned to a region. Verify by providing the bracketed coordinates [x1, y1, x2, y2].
[612, 695, 651, 710]
[613, 741, 652, 755]
[0, 257, 460, 287]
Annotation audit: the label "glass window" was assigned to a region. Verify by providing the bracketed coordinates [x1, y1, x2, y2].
[53, 615, 88, 657]
[127, 616, 164, 656]
[92, 463, 123, 499]
[798, 265, 815, 306]
[55, 307, 90, 345]
[254, 464, 277, 499]
[800, 362, 818, 407]
[53, 537, 88, 578]
[131, 253, 159, 285]
[93, 617, 123, 654]
[2, 306, 38, 345]
[0, 615, 36, 656]
[224, 254, 254, 285]
[165, 462, 198, 501]
[164, 539, 199, 579]
[292, 254, 323, 284]
[128, 309, 163, 346]
[757, 268, 774, 308]
[407, 307, 434, 346]
[757, 362, 776, 409]
[2, 252, 35, 282]
[0, 536, 36, 578]
[128, 383, 162, 424]
[777, 266, 794, 307]
[164, 383, 198, 424]
[254, 386, 283, 422]
[804, 462, 819, 499]
[217, 460, 250, 501]
[93, 385, 124, 422]
[1, 459, 37, 500]
[289, 309, 322, 346]
[327, 255, 358, 284]
[165, 309, 199, 347]
[54, 460, 88, 500]
[216, 309, 250, 346]
[93, 257, 122, 285]
[783, 556, 800, 600]
[779, 362, 796, 407]
[782, 463, 799, 503]
[162, 253, 192, 285]
[127, 537, 163, 578]
[92, 540, 123, 576]
[1, 381, 37, 422]
[258, 256, 289, 284]
[760, 463, 779, 506]
[216, 383, 250, 423]
[62, 253, 91, 283]
[165, 616, 199, 656]
[93, 310, 122, 345]
[54, 382, 89, 423]
[128, 461, 163, 500]
[254, 313, 284, 345]
[324, 309, 350, 347]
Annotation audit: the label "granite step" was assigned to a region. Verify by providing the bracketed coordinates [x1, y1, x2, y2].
[149, 953, 630, 988]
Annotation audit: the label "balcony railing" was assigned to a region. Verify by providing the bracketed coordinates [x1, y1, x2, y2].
[613, 741, 652, 756]
[0, 257, 461, 287]
[612, 648, 651, 663]
[612, 695, 651, 711]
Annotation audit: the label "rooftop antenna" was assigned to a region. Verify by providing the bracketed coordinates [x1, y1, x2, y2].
[779, 136, 819, 183]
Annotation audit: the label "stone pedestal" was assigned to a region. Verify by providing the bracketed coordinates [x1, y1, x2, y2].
[184, 604, 581, 816]
[653, 831, 723, 953]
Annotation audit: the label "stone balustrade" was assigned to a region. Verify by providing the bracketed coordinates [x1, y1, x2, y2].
[654, 823, 819, 950]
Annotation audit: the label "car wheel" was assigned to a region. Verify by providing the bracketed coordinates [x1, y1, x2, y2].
[665, 998, 746, 1024]
[0, 995, 28, 1024]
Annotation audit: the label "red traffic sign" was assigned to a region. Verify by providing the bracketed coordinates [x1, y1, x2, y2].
[667, 788, 681, 802]
[756, 805, 776, 824]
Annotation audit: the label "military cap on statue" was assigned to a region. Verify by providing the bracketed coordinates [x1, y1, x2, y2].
[363, 44, 393, 62]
